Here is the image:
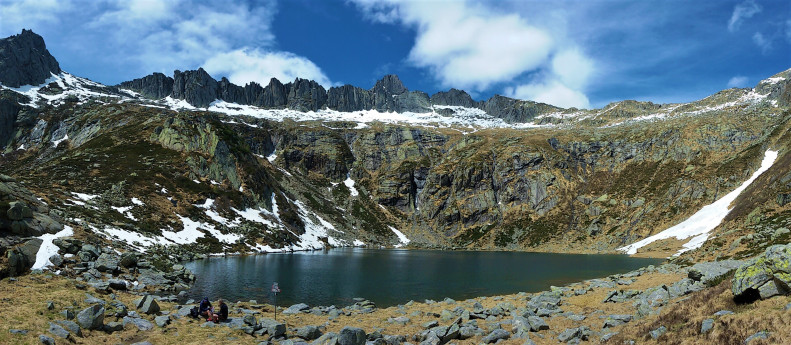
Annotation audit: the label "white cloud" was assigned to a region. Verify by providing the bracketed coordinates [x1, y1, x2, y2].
[351, 0, 593, 107]
[752, 32, 772, 53]
[91, 1, 278, 76]
[728, 0, 762, 32]
[0, 0, 71, 36]
[504, 48, 593, 109]
[203, 49, 333, 88]
[505, 80, 590, 109]
[727, 75, 749, 88]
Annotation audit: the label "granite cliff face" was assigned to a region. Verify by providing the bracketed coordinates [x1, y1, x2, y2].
[0, 29, 60, 88]
[2, 30, 791, 263]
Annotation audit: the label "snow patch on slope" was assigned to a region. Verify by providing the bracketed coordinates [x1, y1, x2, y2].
[344, 175, 359, 197]
[619, 150, 779, 256]
[389, 226, 410, 248]
[32, 225, 74, 270]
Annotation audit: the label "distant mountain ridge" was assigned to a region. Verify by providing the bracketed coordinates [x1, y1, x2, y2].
[119, 68, 564, 123]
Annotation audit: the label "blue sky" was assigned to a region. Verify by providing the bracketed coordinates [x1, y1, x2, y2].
[0, 0, 789, 109]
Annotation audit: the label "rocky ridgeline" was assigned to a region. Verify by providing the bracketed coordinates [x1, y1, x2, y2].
[118, 67, 561, 122]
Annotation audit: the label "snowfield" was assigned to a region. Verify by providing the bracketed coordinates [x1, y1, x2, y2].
[619, 150, 779, 256]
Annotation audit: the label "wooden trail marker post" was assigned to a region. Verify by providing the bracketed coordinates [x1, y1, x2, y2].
[271, 282, 281, 321]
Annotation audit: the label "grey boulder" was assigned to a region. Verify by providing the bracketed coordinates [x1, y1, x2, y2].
[338, 327, 366, 345]
[76, 304, 104, 330]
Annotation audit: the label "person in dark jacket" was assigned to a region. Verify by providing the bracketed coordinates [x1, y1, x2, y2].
[214, 299, 228, 322]
[199, 297, 214, 320]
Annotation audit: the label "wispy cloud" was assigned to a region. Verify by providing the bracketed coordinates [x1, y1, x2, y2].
[351, 0, 594, 108]
[727, 75, 749, 88]
[504, 48, 593, 109]
[728, 0, 762, 32]
[752, 32, 772, 53]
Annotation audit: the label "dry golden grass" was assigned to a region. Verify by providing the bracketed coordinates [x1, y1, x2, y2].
[607, 277, 791, 345]
[630, 238, 691, 259]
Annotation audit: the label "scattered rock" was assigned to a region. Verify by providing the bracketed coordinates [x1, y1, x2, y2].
[700, 318, 714, 334]
[103, 321, 124, 333]
[558, 326, 591, 343]
[259, 318, 286, 337]
[687, 260, 743, 285]
[650, 326, 667, 339]
[38, 334, 55, 345]
[155, 315, 170, 327]
[84, 293, 105, 305]
[603, 314, 632, 328]
[76, 304, 104, 330]
[48, 322, 71, 339]
[123, 316, 154, 331]
[421, 320, 439, 329]
[338, 327, 366, 345]
[9, 329, 29, 335]
[137, 294, 160, 314]
[714, 310, 734, 317]
[296, 325, 323, 340]
[527, 316, 549, 331]
[284, 303, 310, 315]
[481, 329, 510, 344]
[48, 254, 63, 267]
[313, 332, 339, 345]
[388, 316, 410, 325]
[744, 331, 770, 344]
[601, 332, 619, 342]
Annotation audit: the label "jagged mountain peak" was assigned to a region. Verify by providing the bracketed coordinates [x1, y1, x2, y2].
[0, 29, 61, 88]
[372, 74, 408, 95]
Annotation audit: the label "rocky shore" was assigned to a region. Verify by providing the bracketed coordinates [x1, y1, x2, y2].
[3, 243, 791, 344]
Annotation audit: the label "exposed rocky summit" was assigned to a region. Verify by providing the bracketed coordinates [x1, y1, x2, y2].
[118, 72, 173, 99]
[0, 29, 61, 88]
[172, 68, 219, 108]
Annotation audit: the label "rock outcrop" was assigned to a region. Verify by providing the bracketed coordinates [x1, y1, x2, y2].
[732, 243, 791, 302]
[287, 78, 327, 111]
[430, 88, 476, 108]
[0, 29, 61, 88]
[117, 73, 174, 99]
[0, 174, 63, 237]
[172, 68, 219, 108]
[478, 95, 560, 123]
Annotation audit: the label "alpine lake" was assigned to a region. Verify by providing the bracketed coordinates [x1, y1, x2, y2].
[184, 248, 663, 308]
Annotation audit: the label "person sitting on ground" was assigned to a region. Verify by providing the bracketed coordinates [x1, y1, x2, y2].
[213, 299, 228, 323]
[199, 297, 214, 321]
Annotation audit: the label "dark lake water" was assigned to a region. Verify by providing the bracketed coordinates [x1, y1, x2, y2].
[184, 248, 663, 308]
